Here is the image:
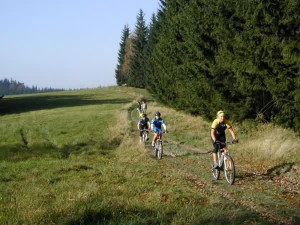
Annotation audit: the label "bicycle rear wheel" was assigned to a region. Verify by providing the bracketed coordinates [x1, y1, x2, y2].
[211, 162, 220, 180]
[224, 155, 235, 184]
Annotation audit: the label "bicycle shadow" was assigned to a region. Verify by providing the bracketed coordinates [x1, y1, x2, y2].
[235, 162, 295, 182]
[159, 140, 212, 158]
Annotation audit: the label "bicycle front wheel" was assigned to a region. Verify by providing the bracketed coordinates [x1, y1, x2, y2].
[152, 146, 157, 157]
[211, 162, 220, 180]
[224, 155, 235, 185]
[157, 143, 163, 159]
[142, 132, 147, 143]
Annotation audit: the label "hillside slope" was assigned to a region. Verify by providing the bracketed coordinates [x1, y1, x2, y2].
[0, 87, 299, 225]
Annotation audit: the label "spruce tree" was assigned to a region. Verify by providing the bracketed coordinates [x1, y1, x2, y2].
[115, 25, 130, 86]
[145, 1, 166, 96]
[119, 0, 299, 131]
[144, 13, 159, 89]
[127, 9, 148, 88]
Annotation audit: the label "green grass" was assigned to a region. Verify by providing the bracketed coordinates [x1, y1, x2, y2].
[0, 87, 299, 225]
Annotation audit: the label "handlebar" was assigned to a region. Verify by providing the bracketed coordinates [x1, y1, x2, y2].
[215, 139, 238, 145]
[150, 130, 168, 134]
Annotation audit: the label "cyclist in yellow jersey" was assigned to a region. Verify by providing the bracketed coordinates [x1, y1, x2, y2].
[138, 110, 143, 118]
[211, 111, 238, 169]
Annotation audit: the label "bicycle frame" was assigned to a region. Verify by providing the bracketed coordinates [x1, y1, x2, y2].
[215, 141, 235, 164]
[216, 146, 230, 168]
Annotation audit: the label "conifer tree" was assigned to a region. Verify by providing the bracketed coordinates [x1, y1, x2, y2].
[144, 13, 159, 89]
[119, 0, 300, 130]
[127, 9, 148, 88]
[145, 1, 166, 95]
[115, 25, 130, 86]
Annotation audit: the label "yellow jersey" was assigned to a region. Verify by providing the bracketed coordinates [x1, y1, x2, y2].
[211, 119, 232, 136]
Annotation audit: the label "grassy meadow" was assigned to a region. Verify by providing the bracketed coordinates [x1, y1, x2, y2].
[0, 87, 299, 225]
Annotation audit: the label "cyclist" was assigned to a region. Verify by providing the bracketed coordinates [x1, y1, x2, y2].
[137, 100, 141, 111]
[136, 100, 142, 117]
[137, 109, 143, 118]
[138, 113, 151, 143]
[141, 100, 147, 114]
[151, 112, 168, 147]
[211, 110, 238, 169]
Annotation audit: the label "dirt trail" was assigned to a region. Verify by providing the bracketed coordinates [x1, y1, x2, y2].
[164, 144, 299, 224]
[128, 105, 299, 225]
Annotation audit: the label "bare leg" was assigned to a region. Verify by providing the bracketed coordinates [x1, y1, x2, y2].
[213, 153, 218, 164]
[139, 130, 142, 143]
[152, 133, 158, 146]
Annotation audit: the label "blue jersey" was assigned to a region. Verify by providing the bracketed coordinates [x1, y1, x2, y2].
[151, 117, 165, 129]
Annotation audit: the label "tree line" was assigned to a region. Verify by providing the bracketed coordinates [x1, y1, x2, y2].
[115, 0, 300, 131]
[0, 78, 65, 95]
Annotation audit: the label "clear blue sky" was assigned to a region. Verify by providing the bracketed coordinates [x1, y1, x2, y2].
[0, 0, 159, 89]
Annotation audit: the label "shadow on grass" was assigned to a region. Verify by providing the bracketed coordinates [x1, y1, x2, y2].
[236, 162, 296, 182]
[52, 204, 272, 225]
[0, 94, 131, 115]
[65, 207, 171, 225]
[265, 162, 295, 175]
[0, 137, 123, 162]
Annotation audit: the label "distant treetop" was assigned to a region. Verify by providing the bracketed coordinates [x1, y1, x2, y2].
[0, 78, 65, 95]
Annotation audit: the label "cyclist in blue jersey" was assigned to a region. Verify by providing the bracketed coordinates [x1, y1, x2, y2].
[151, 112, 168, 147]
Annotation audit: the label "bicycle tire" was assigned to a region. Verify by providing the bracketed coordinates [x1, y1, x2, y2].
[224, 155, 235, 185]
[211, 162, 220, 180]
[142, 131, 147, 143]
[157, 142, 163, 159]
[152, 146, 157, 157]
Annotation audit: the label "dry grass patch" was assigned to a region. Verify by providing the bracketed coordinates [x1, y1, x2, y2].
[235, 124, 299, 172]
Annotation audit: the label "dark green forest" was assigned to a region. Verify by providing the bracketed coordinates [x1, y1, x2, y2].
[0, 78, 64, 95]
[115, 0, 300, 131]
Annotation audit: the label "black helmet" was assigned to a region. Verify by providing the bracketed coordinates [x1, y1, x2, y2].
[155, 111, 161, 116]
[142, 113, 147, 117]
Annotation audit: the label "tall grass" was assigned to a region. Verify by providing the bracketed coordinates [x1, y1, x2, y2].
[232, 120, 299, 170]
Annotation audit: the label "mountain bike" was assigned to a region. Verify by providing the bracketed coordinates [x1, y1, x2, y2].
[211, 140, 237, 185]
[141, 129, 149, 143]
[152, 131, 167, 159]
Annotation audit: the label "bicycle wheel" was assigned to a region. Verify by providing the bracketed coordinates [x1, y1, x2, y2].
[211, 162, 220, 180]
[224, 155, 235, 184]
[157, 142, 163, 159]
[152, 144, 157, 157]
[142, 131, 147, 143]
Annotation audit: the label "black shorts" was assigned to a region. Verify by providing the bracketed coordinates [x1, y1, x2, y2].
[212, 136, 226, 153]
